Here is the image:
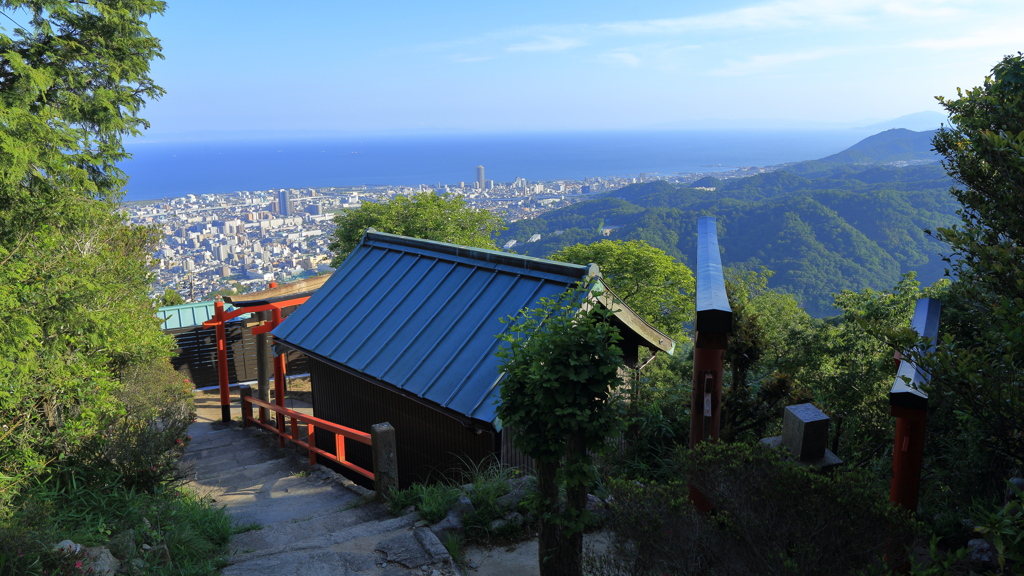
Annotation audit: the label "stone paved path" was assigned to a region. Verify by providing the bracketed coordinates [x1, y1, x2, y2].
[179, 392, 458, 576]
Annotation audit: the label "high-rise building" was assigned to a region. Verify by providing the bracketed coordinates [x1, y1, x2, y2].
[476, 165, 485, 191]
[278, 189, 291, 216]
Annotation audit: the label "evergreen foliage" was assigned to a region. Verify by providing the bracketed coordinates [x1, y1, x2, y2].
[328, 191, 506, 265]
[1, 0, 171, 493]
[914, 53, 1024, 506]
[550, 239, 695, 340]
[495, 284, 625, 576]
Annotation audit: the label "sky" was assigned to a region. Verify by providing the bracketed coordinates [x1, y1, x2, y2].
[128, 0, 1024, 139]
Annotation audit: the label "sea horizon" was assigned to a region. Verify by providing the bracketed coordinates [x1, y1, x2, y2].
[118, 128, 880, 202]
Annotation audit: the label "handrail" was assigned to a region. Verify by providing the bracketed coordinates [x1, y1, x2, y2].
[241, 395, 375, 481]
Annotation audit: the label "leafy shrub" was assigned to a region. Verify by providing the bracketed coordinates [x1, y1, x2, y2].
[0, 483, 233, 576]
[588, 442, 919, 575]
[388, 459, 533, 542]
[72, 360, 194, 491]
[386, 483, 461, 524]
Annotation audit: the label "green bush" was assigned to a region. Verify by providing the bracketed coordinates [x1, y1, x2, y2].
[77, 361, 195, 491]
[588, 442, 919, 575]
[387, 483, 461, 524]
[0, 482, 233, 576]
[388, 459, 533, 542]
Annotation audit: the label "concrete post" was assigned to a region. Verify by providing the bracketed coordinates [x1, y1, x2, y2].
[238, 385, 253, 427]
[371, 422, 398, 500]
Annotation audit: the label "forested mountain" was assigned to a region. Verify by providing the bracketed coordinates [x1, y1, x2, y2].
[498, 143, 958, 316]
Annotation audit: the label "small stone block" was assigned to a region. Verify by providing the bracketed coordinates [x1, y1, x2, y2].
[782, 403, 830, 461]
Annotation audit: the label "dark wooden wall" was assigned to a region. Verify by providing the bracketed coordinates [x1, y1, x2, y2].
[309, 360, 497, 489]
[165, 305, 309, 388]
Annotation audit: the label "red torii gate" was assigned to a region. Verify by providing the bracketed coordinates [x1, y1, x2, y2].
[202, 295, 311, 423]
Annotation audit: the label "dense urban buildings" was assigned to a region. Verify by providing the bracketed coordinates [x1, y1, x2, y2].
[127, 167, 761, 302]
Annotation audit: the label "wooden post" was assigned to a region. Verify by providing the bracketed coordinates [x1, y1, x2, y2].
[888, 298, 941, 513]
[688, 217, 733, 512]
[371, 422, 398, 500]
[272, 305, 288, 447]
[213, 298, 231, 423]
[255, 309, 271, 423]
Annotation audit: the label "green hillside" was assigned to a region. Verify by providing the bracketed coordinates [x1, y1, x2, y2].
[786, 128, 939, 173]
[499, 163, 958, 317]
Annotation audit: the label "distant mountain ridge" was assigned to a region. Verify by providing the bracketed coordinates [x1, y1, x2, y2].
[498, 129, 958, 317]
[786, 128, 939, 173]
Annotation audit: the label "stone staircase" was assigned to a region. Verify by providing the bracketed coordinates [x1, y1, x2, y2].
[179, 394, 458, 576]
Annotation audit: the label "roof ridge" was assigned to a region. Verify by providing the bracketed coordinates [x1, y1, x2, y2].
[363, 230, 594, 280]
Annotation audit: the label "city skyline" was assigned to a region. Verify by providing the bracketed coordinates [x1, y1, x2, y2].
[103, 0, 1024, 142]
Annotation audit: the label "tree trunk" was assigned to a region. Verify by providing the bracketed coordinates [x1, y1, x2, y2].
[556, 434, 587, 576]
[537, 460, 561, 576]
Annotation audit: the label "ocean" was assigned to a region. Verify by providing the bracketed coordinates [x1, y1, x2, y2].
[119, 129, 872, 202]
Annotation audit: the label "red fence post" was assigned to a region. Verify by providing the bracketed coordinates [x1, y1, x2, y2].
[214, 298, 231, 423]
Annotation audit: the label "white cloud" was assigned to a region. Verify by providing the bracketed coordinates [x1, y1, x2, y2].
[595, 0, 965, 36]
[710, 49, 841, 76]
[602, 51, 642, 67]
[506, 36, 587, 53]
[910, 25, 1024, 50]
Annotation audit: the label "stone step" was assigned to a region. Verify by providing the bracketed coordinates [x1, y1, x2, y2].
[223, 513, 455, 576]
[228, 499, 387, 552]
[183, 396, 456, 576]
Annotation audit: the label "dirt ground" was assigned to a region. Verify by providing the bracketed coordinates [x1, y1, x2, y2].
[197, 376, 314, 405]
[285, 376, 314, 404]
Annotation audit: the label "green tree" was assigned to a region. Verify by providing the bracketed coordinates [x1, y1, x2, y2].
[328, 192, 506, 265]
[159, 288, 186, 307]
[496, 284, 624, 576]
[550, 239, 695, 340]
[0, 0, 169, 493]
[721, 267, 815, 442]
[922, 53, 1024, 469]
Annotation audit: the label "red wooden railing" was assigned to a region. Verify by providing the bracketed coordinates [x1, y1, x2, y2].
[241, 395, 375, 481]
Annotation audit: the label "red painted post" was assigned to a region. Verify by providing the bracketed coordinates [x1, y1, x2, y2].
[890, 406, 927, 511]
[689, 347, 725, 447]
[213, 298, 231, 423]
[887, 298, 940, 514]
[308, 424, 317, 466]
[687, 217, 732, 512]
[272, 305, 288, 447]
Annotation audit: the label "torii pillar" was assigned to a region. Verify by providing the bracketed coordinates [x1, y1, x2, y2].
[689, 216, 733, 510]
[889, 298, 941, 513]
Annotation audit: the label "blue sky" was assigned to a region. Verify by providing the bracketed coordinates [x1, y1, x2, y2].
[135, 0, 1022, 139]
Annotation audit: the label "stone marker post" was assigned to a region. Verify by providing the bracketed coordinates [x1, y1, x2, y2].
[761, 403, 841, 468]
[371, 423, 399, 500]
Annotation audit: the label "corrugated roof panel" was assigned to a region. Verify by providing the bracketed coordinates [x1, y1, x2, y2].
[157, 301, 248, 330]
[271, 231, 592, 424]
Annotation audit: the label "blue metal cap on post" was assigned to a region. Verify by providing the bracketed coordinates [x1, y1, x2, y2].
[889, 298, 942, 411]
[695, 216, 733, 334]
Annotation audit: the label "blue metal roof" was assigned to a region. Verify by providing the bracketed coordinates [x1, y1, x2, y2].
[271, 231, 592, 425]
[157, 300, 248, 330]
